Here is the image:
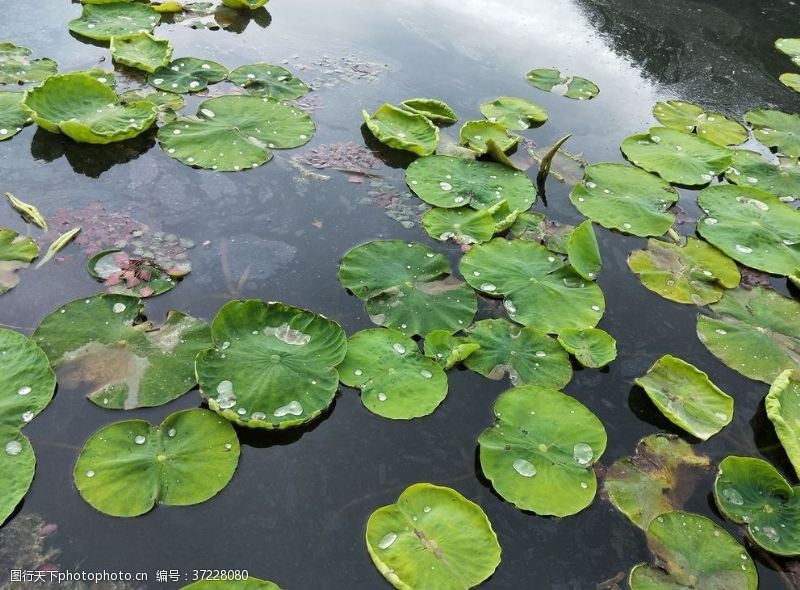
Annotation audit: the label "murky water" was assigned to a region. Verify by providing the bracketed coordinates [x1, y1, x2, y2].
[1, 0, 799, 588]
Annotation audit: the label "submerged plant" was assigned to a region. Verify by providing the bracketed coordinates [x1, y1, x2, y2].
[526, 68, 598, 100]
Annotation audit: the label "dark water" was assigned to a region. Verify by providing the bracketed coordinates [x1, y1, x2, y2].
[1, 0, 799, 588]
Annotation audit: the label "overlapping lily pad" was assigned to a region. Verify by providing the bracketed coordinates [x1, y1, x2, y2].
[745, 109, 800, 158]
[119, 88, 185, 123]
[158, 95, 315, 171]
[460, 120, 519, 154]
[422, 200, 516, 245]
[68, 2, 160, 41]
[478, 385, 607, 516]
[621, 127, 733, 186]
[149, 57, 227, 93]
[635, 355, 733, 440]
[33, 293, 211, 409]
[229, 63, 308, 100]
[526, 68, 599, 100]
[0, 229, 38, 294]
[569, 163, 679, 236]
[362, 103, 438, 156]
[422, 330, 479, 370]
[461, 238, 605, 334]
[509, 212, 573, 253]
[566, 220, 601, 280]
[110, 32, 173, 73]
[556, 328, 616, 368]
[399, 98, 457, 124]
[74, 409, 239, 517]
[195, 300, 347, 429]
[339, 328, 447, 420]
[0, 92, 30, 141]
[653, 100, 748, 146]
[88, 249, 178, 297]
[765, 369, 800, 477]
[338, 240, 476, 336]
[0, 43, 57, 85]
[365, 483, 501, 590]
[480, 97, 547, 130]
[724, 150, 800, 203]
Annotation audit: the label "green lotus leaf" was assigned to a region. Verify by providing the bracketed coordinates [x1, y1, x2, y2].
[696, 184, 800, 276]
[629, 511, 757, 590]
[566, 219, 601, 280]
[149, 57, 227, 93]
[0, 432, 34, 526]
[362, 103, 438, 156]
[745, 109, 800, 158]
[714, 456, 800, 556]
[604, 434, 711, 530]
[68, 2, 160, 41]
[0, 91, 31, 141]
[508, 211, 574, 253]
[422, 200, 516, 245]
[422, 330, 479, 370]
[480, 96, 547, 130]
[338, 240, 476, 336]
[479, 385, 606, 516]
[74, 408, 239, 517]
[110, 32, 173, 73]
[525, 68, 599, 100]
[406, 155, 535, 210]
[635, 355, 733, 440]
[0, 228, 38, 294]
[780, 73, 800, 93]
[0, 43, 57, 85]
[182, 579, 281, 590]
[461, 238, 605, 334]
[77, 67, 116, 88]
[776, 38, 800, 65]
[88, 249, 178, 297]
[621, 127, 733, 186]
[222, 0, 268, 8]
[765, 369, 800, 477]
[22, 73, 157, 144]
[195, 300, 346, 430]
[119, 88, 185, 124]
[724, 150, 800, 203]
[399, 98, 457, 124]
[627, 237, 740, 305]
[653, 100, 747, 146]
[570, 163, 679, 236]
[697, 287, 800, 383]
[459, 120, 518, 154]
[557, 327, 616, 368]
[366, 483, 501, 590]
[228, 63, 308, 100]
[339, 328, 447, 420]
[33, 293, 211, 409]
[463, 319, 571, 389]
[159, 95, 314, 171]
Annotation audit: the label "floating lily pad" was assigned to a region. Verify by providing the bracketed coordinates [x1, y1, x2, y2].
[0, 43, 57, 85]
[776, 38, 800, 65]
[635, 355, 733, 440]
[780, 73, 800, 93]
[110, 32, 173, 73]
[148, 57, 227, 93]
[182, 579, 281, 590]
[460, 120, 519, 154]
[724, 150, 800, 203]
[119, 88, 185, 123]
[461, 238, 605, 334]
[526, 68, 599, 100]
[653, 100, 747, 146]
[0, 229, 38, 294]
[0, 92, 31, 141]
[406, 155, 535, 211]
[714, 456, 800, 556]
[422, 200, 516, 245]
[399, 98, 457, 124]
[22, 73, 157, 144]
[0, 432, 34, 526]
[195, 300, 346, 429]
[480, 97, 547, 130]
[222, 0, 268, 8]
[362, 103, 438, 156]
[696, 185, 800, 276]
[463, 319, 571, 389]
[229, 63, 308, 100]
[479, 385, 606, 516]
[629, 511, 758, 589]
[765, 369, 800, 478]
[339, 328, 447, 420]
[33, 293, 211, 409]
[69, 2, 160, 41]
[628, 237, 740, 305]
[566, 220, 601, 281]
[338, 240, 476, 336]
[366, 483, 501, 590]
[570, 163, 679, 236]
[422, 330, 479, 370]
[745, 109, 800, 159]
[604, 434, 711, 530]
[621, 127, 733, 186]
[508, 212, 574, 253]
[557, 328, 616, 368]
[74, 408, 239, 517]
[88, 249, 178, 297]
[159, 95, 314, 171]
[77, 67, 116, 88]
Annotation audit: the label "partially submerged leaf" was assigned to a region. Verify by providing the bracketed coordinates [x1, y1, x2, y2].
[480, 97, 547, 130]
[399, 98, 457, 124]
[557, 327, 616, 368]
[110, 32, 173, 73]
[765, 369, 800, 478]
[0, 43, 57, 85]
[526, 68, 599, 100]
[228, 63, 309, 100]
[653, 100, 747, 146]
[88, 249, 179, 297]
[362, 103, 438, 156]
[0, 91, 31, 141]
[422, 330, 479, 370]
[4, 193, 47, 230]
[148, 57, 227, 93]
[35, 227, 80, 269]
[565, 219, 601, 280]
[745, 109, 800, 158]
[724, 149, 800, 203]
[459, 120, 518, 154]
[68, 2, 160, 41]
[0, 229, 38, 293]
[508, 211, 573, 253]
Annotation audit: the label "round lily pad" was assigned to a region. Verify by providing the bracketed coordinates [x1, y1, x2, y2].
[480, 96, 547, 130]
[74, 409, 239, 518]
[714, 456, 800, 556]
[697, 184, 800, 277]
[526, 68, 599, 100]
[158, 95, 314, 171]
[406, 155, 536, 211]
[88, 249, 178, 297]
[776, 38, 800, 65]
[422, 330, 479, 370]
[0, 43, 57, 85]
[339, 328, 447, 420]
[780, 73, 800, 94]
[557, 327, 616, 368]
[399, 98, 457, 124]
[0, 228, 38, 294]
[228, 63, 308, 100]
[463, 319, 572, 389]
[745, 109, 800, 158]
[566, 219, 601, 280]
[149, 57, 227, 93]
[69, 2, 160, 41]
[338, 240, 476, 336]
[765, 369, 800, 478]
[362, 103, 438, 156]
[653, 100, 748, 146]
[110, 32, 173, 73]
[621, 127, 733, 186]
[725, 150, 800, 202]
[629, 511, 758, 590]
[461, 238, 605, 334]
[365, 483, 501, 590]
[33, 293, 211, 409]
[627, 237, 740, 305]
[182, 579, 281, 590]
[460, 120, 519, 155]
[479, 385, 606, 516]
[569, 163, 679, 236]
[422, 206, 495, 244]
[0, 91, 30, 141]
[195, 300, 347, 430]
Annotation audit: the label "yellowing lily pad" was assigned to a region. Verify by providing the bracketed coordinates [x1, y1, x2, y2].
[776, 38, 800, 66]
[653, 100, 747, 146]
[362, 103, 438, 156]
[182, 579, 281, 590]
[0, 228, 38, 294]
[780, 73, 800, 93]
[480, 96, 547, 130]
[765, 369, 800, 478]
[526, 68, 599, 100]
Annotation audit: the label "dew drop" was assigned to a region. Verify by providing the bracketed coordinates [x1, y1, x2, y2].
[392, 343, 406, 354]
[722, 487, 744, 506]
[112, 303, 126, 313]
[17, 386, 31, 396]
[354, 369, 363, 376]
[480, 283, 497, 292]
[735, 244, 753, 254]
[420, 369, 433, 379]
[378, 532, 397, 549]
[573, 443, 593, 465]
[535, 351, 547, 358]
[439, 182, 453, 191]
[274, 401, 303, 417]
[4, 440, 22, 456]
[762, 526, 781, 543]
[22, 411, 34, 423]
[134, 435, 146, 445]
[168, 428, 177, 438]
[377, 392, 387, 401]
[512, 458, 537, 477]
[86, 470, 95, 478]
